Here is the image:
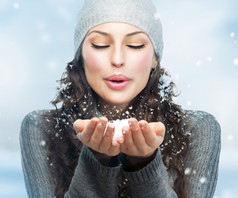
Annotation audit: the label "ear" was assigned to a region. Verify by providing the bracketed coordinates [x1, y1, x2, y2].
[151, 55, 159, 69]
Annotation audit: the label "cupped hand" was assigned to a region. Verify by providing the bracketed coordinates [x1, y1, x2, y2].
[73, 117, 120, 156]
[120, 118, 165, 158]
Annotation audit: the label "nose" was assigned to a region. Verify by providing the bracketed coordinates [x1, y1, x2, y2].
[111, 46, 125, 68]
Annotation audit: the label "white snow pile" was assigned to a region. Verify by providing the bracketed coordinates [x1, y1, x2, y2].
[107, 119, 129, 141]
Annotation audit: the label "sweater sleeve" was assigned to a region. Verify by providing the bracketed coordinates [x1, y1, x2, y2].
[20, 111, 121, 198]
[183, 111, 221, 198]
[65, 146, 121, 198]
[120, 111, 221, 198]
[121, 149, 178, 198]
[20, 111, 56, 197]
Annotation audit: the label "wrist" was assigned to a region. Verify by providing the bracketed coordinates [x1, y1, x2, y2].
[120, 149, 158, 172]
[89, 148, 119, 167]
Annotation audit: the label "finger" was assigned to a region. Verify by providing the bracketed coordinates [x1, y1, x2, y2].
[122, 125, 133, 147]
[78, 117, 98, 144]
[139, 120, 158, 148]
[108, 143, 120, 156]
[121, 125, 138, 155]
[150, 122, 166, 136]
[149, 122, 165, 146]
[129, 118, 146, 150]
[120, 141, 128, 154]
[90, 117, 108, 146]
[99, 123, 115, 151]
[73, 119, 89, 133]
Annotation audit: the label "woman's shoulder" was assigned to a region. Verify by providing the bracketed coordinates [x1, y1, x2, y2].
[20, 109, 57, 142]
[183, 110, 221, 145]
[184, 110, 220, 130]
[21, 109, 56, 128]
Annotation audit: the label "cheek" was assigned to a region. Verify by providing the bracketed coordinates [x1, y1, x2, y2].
[131, 50, 154, 73]
[83, 49, 105, 71]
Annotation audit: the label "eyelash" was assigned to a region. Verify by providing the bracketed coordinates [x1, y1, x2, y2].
[91, 43, 110, 49]
[127, 44, 145, 49]
[91, 43, 145, 49]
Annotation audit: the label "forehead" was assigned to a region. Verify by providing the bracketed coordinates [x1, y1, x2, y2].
[86, 22, 149, 38]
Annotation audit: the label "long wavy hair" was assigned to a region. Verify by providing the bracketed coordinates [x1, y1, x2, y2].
[44, 47, 190, 198]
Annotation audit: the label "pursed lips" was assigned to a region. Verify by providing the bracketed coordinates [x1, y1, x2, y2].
[104, 74, 131, 90]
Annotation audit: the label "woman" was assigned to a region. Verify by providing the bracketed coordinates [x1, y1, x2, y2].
[20, 0, 221, 197]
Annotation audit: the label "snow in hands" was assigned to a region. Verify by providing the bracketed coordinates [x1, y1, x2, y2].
[106, 119, 129, 141]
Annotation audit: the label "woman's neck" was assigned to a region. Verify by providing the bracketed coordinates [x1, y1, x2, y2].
[96, 100, 132, 120]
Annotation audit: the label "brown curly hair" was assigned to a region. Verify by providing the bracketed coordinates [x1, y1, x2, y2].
[44, 48, 189, 198]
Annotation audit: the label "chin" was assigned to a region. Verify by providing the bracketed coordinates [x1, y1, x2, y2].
[104, 98, 130, 107]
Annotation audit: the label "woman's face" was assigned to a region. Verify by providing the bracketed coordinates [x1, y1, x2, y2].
[82, 22, 157, 109]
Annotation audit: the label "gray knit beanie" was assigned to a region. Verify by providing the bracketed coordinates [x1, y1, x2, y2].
[74, 0, 163, 61]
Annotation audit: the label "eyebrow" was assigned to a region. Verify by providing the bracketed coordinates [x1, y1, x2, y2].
[87, 30, 147, 37]
[88, 30, 109, 36]
[126, 31, 146, 37]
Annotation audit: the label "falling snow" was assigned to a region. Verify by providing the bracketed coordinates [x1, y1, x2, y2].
[207, 56, 213, 62]
[40, 140, 46, 146]
[13, 2, 19, 9]
[230, 32, 235, 38]
[175, 74, 179, 79]
[185, 168, 191, 175]
[227, 135, 233, 141]
[233, 58, 238, 65]
[154, 12, 160, 20]
[193, 170, 197, 175]
[186, 101, 192, 107]
[158, 73, 173, 102]
[196, 60, 202, 66]
[199, 177, 207, 184]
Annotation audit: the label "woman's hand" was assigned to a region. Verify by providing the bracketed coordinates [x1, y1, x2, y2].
[120, 118, 165, 158]
[73, 117, 120, 156]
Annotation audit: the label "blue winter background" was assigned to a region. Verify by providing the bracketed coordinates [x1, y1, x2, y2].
[0, 0, 237, 197]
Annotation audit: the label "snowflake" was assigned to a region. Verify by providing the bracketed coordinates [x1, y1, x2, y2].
[154, 12, 160, 20]
[230, 32, 235, 38]
[186, 100, 192, 107]
[233, 58, 238, 65]
[207, 56, 213, 62]
[13, 2, 20, 9]
[40, 140, 46, 146]
[185, 168, 191, 175]
[199, 177, 207, 184]
[227, 135, 233, 141]
[196, 60, 202, 66]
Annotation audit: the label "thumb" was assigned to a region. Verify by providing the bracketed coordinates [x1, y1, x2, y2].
[150, 122, 165, 136]
[73, 119, 89, 133]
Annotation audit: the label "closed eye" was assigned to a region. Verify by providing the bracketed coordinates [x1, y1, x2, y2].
[91, 43, 110, 49]
[127, 44, 145, 49]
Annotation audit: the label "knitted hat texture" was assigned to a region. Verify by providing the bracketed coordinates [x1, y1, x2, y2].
[74, 0, 163, 60]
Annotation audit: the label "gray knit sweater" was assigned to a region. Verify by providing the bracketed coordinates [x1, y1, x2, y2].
[20, 110, 221, 198]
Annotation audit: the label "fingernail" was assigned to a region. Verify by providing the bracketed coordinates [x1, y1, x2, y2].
[108, 124, 114, 132]
[107, 127, 113, 133]
[140, 122, 145, 130]
[122, 126, 129, 134]
[112, 140, 119, 147]
[129, 121, 136, 127]
[122, 129, 126, 134]
[118, 137, 124, 144]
